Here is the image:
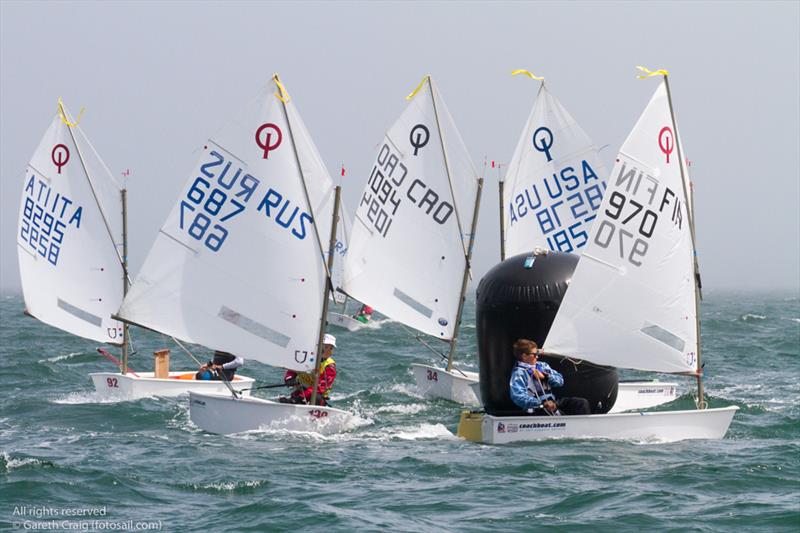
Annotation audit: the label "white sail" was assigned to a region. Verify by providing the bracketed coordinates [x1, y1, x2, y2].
[544, 80, 697, 373]
[330, 200, 351, 304]
[504, 84, 607, 256]
[342, 77, 480, 340]
[119, 78, 335, 371]
[17, 103, 125, 344]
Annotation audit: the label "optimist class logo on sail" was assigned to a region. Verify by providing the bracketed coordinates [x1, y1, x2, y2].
[176, 135, 311, 253]
[19, 170, 83, 267]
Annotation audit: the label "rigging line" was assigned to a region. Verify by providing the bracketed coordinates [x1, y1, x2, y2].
[427, 78, 469, 260]
[59, 101, 127, 274]
[171, 336, 240, 398]
[274, 74, 333, 281]
[396, 322, 469, 378]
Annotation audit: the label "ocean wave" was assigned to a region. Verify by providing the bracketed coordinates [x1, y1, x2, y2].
[51, 391, 132, 404]
[379, 382, 426, 399]
[1, 452, 55, 471]
[741, 314, 767, 321]
[392, 423, 456, 441]
[38, 351, 84, 363]
[185, 480, 264, 492]
[364, 318, 396, 330]
[372, 403, 429, 415]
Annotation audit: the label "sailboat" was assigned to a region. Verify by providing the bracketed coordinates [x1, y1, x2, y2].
[496, 69, 678, 412]
[457, 68, 737, 443]
[325, 200, 368, 332]
[15, 99, 248, 399]
[116, 74, 358, 435]
[341, 76, 483, 405]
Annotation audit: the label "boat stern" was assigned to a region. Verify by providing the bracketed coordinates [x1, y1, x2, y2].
[456, 410, 485, 442]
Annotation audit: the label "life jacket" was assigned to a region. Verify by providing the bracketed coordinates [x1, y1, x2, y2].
[296, 356, 336, 399]
[524, 363, 554, 402]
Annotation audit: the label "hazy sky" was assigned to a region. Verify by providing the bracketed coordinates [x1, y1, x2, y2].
[2, 0, 798, 293]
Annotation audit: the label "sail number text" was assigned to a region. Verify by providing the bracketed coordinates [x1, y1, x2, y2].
[19, 173, 83, 267]
[177, 149, 312, 253]
[509, 161, 605, 253]
[359, 141, 454, 238]
[594, 161, 684, 267]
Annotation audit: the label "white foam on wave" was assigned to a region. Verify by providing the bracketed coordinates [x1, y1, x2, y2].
[1, 452, 50, 470]
[741, 314, 767, 321]
[191, 480, 263, 491]
[51, 391, 130, 404]
[392, 423, 456, 441]
[364, 318, 396, 330]
[373, 403, 428, 415]
[380, 382, 426, 399]
[790, 318, 800, 324]
[39, 351, 83, 363]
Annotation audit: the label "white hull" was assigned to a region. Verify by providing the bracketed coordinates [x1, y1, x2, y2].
[189, 392, 355, 435]
[611, 381, 679, 413]
[458, 406, 738, 444]
[411, 363, 480, 406]
[90, 371, 254, 400]
[414, 363, 677, 412]
[326, 312, 367, 332]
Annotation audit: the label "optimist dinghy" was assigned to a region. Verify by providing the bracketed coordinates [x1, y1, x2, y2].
[403, 71, 676, 409]
[457, 68, 737, 443]
[15, 100, 247, 397]
[342, 76, 484, 402]
[129, 74, 361, 434]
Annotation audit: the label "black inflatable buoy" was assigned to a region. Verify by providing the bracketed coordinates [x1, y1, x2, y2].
[476, 251, 618, 415]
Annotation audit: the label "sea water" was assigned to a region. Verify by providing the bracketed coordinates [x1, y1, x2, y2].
[0, 291, 798, 532]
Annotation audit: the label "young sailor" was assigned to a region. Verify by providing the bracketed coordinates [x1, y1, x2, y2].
[509, 339, 590, 415]
[281, 334, 337, 406]
[353, 305, 373, 324]
[197, 351, 244, 381]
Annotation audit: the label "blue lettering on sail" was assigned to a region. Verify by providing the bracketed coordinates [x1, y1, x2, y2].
[178, 149, 264, 252]
[18, 172, 83, 266]
[508, 160, 606, 252]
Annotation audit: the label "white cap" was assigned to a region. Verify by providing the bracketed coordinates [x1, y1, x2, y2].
[323, 333, 337, 347]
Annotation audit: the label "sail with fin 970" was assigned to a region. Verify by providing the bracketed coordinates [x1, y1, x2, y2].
[342, 77, 480, 340]
[544, 80, 698, 373]
[503, 84, 607, 257]
[118, 77, 335, 371]
[17, 102, 125, 345]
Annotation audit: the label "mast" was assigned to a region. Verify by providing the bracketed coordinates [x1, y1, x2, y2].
[428, 77, 468, 258]
[424, 75, 481, 370]
[446, 178, 483, 371]
[274, 74, 332, 281]
[311, 186, 341, 405]
[121, 189, 130, 374]
[58, 100, 126, 271]
[663, 74, 705, 409]
[271, 74, 339, 405]
[498, 177, 506, 261]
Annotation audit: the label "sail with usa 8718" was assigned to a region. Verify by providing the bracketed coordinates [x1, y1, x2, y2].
[508, 160, 606, 253]
[169, 146, 313, 254]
